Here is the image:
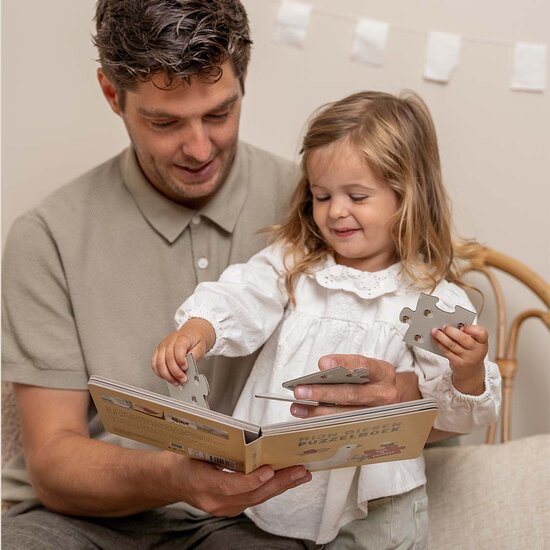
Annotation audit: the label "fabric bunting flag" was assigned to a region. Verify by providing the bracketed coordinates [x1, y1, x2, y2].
[273, 0, 313, 48]
[424, 31, 462, 83]
[351, 18, 390, 67]
[511, 42, 547, 92]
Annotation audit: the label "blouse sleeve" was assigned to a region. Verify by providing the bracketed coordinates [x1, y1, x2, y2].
[412, 281, 502, 433]
[175, 243, 289, 357]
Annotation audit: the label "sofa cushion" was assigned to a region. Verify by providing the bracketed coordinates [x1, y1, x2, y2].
[425, 433, 549, 549]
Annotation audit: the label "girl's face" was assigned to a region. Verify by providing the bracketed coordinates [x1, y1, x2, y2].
[308, 140, 399, 272]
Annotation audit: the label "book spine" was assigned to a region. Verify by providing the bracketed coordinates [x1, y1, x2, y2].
[245, 438, 262, 474]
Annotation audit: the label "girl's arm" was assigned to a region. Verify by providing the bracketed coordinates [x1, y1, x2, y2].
[412, 284, 501, 434]
[175, 244, 290, 358]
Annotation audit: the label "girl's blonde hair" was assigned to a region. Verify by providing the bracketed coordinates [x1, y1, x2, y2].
[272, 90, 480, 302]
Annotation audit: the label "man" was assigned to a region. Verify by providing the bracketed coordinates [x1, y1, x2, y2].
[2, 1, 427, 547]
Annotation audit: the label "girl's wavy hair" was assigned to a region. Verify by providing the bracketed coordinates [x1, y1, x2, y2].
[272, 90, 481, 303]
[93, 0, 252, 106]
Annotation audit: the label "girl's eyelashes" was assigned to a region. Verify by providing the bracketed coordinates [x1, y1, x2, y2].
[312, 194, 369, 203]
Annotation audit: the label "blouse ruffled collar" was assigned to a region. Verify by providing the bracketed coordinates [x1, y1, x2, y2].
[312, 257, 403, 299]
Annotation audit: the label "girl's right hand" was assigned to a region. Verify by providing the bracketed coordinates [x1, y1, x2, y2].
[151, 318, 216, 385]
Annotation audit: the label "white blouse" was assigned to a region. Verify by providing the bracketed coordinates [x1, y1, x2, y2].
[175, 243, 501, 544]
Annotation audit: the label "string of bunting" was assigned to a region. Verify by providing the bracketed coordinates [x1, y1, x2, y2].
[269, 0, 547, 92]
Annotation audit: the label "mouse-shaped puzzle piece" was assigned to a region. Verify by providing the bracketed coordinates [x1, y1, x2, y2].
[282, 366, 370, 390]
[254, 366, 370, 405]
[167, 353, 210, 409]
[399, 293, 476, 357]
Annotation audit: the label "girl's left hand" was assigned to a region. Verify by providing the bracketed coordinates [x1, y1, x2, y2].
[431, 324, 489, 396]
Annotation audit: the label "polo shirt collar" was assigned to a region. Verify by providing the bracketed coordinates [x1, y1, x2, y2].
[121, 144, 247, 243]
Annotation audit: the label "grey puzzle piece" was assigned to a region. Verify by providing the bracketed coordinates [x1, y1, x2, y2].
[253, 392, 322, 406]
[399, 293, 476, 357]
[282, 366, 370, 390]
[167, 353, 210, 409]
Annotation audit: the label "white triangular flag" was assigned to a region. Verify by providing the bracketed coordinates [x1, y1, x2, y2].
[511, 42, 547, 92]
[424, 31, 462, 83]
[273, 0, 313, 49]
[351, 18, 389, 67]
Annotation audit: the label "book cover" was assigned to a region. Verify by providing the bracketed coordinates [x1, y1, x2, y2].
[88, 376, 437, 473]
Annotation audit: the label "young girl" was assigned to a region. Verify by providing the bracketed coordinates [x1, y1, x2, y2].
[152, 91, 501, 548]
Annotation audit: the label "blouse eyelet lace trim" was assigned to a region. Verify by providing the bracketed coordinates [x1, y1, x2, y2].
[314, 261, 403, 299]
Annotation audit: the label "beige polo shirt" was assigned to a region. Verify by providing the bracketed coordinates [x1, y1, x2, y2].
[2, 142, 298, 501]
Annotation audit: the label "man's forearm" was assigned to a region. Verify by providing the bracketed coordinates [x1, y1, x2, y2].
[395, 372, 459, 443]
[395, 372, 422, 402]
[29, 433, 185, 516]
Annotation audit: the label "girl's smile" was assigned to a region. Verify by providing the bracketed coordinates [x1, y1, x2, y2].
[331, 227, 362, 239]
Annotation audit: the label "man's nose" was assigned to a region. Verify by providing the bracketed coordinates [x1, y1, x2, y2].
[180, 123, 213, 163]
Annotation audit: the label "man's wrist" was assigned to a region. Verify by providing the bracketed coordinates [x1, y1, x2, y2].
[395, 372, 421, 403]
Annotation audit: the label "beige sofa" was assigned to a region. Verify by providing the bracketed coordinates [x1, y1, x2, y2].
[424, 433, 550, 549]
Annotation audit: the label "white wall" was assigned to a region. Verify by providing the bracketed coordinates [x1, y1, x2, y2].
[2, 0, 549, 443]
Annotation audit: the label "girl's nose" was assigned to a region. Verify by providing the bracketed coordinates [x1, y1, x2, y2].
[328, 199, 349, 219]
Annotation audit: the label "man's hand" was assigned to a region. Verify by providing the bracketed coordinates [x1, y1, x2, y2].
[289, 354, 420, 418]
[170, 455, 311, 517]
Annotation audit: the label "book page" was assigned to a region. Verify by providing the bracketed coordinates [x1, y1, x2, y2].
[89, 382, 255, 471]
[259, 408, 437, 472]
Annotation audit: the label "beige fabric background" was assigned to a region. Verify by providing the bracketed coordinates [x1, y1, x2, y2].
[425, 433, 550, 548]
[2, 0, 549, 443]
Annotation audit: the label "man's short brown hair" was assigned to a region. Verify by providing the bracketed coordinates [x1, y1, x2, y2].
[94, 0, 252, 94]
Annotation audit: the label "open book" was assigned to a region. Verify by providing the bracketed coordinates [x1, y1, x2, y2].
[88, 376, 438, 473]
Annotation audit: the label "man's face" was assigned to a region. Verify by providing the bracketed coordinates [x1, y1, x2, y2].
[110, 62, 242, 208]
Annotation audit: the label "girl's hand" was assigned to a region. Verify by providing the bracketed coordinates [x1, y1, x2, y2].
[151, 318, 215, 385]
[431, 324, 489, 395]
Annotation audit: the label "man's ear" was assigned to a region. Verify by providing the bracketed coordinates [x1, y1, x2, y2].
[239, 72, 247, 96]
[97, 69, 123, 115]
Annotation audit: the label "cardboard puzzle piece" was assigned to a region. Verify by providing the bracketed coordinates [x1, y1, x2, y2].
[399, 293, 476, 357]
[167, 353, 210, 409]
[282, 366, 370, 390]
[254, 366, 370, 405]
[253, 392, 322, 406]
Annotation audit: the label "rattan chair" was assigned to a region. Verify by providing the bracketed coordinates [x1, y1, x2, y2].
[425, 246, 550, 549]
[459, 246, 550, 443]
